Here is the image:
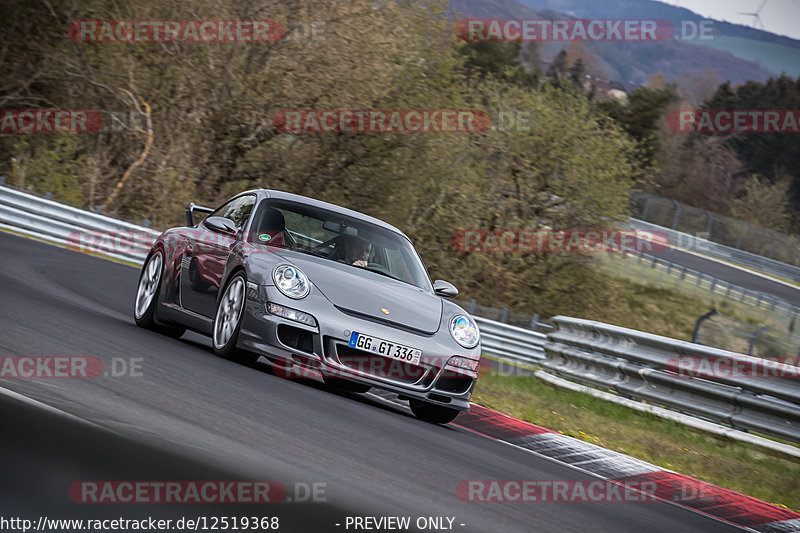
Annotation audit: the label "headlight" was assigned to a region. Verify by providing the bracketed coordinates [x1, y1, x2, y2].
[273, 264, 310, 299]
[449, 314, 479, 348]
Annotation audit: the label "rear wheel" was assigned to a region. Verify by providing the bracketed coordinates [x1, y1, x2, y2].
[212, 273, 247, 359]
[134, 251, 186, 338]
[409, 399, 460, 424]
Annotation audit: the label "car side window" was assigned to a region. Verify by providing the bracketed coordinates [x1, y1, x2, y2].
[209, 195, 256, 230]
[208, 200, 232, 220]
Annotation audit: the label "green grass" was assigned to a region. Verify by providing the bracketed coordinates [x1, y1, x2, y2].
[472, 373, 800, 512]
[563, 265, 722, 341]
[588, 278, 711, 340]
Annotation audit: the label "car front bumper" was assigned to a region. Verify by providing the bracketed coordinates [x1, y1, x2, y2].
[238, 284, 479, 411]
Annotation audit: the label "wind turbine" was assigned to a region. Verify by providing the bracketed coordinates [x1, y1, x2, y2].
[739, 0, 768, 29]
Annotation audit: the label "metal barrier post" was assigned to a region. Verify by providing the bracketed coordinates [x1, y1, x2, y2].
[671, 200, 681, 230]
[748, 325, 772, 356]
[692, 309, 718, 344]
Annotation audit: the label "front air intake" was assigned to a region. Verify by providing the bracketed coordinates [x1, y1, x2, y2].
[277, 324, 315, 354]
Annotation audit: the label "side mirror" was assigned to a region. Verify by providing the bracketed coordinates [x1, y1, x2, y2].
[433, 280, 458, 298]
[205, 216, 237, 235]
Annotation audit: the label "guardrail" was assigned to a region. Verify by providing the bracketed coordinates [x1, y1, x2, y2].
[0, 185, 158, 264]
[627, 218, 800, 284]
[541, 316, 800, 443]
[631, 191, 800, 270]
[624, 248, 800, 316]
[474, 317, 546, 363]
[600, 243, 800, 337]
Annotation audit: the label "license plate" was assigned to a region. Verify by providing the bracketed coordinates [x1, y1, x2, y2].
[348, 331, 422, 365]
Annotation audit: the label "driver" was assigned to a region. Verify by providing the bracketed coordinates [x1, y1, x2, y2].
[343, 235, 372, 267]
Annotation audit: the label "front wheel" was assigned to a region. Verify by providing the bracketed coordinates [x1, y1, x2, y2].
[409, 399, 460, 424]
[212, 273, 247, 359]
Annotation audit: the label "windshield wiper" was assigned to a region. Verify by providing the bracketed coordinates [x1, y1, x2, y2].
[289, 246, 329, 259]
[361, 266, 403, 282]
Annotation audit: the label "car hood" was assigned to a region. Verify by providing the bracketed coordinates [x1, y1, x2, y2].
[273, 251, 442, 334]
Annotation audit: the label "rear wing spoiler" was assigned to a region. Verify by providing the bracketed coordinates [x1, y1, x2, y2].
[186, 203, 214, 227]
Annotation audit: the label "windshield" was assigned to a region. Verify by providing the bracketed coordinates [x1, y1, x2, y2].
[249, 199, 432, 291]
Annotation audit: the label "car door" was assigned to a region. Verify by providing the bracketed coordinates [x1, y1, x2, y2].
[180, 194, 256, 317]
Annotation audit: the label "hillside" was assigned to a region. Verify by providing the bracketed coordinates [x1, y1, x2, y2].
[514, 0, 800, 77]
[448, 0, 797, 87]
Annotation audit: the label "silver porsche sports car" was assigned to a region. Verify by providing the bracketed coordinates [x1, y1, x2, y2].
[134, 189, 481, 424]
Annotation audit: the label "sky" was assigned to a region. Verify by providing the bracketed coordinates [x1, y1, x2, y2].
[658, 0, 800, 39]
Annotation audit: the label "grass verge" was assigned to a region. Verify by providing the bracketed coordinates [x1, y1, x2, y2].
[472, 372, 800, 512]
[585, 276, 712, 340]
[594, 253, 798, 340]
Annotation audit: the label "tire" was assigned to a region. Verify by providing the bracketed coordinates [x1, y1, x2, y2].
[134, 251, 186, 338]
[322, 375, 371, 393]
[212, 272, 247, 360]
[409, 399, 460, 424]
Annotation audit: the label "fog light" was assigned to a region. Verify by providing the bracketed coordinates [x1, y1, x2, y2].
[446, 356, 480, 372]
[267, 303, 317, 327]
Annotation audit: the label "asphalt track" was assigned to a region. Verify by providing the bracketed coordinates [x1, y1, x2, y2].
[646, 247, 800, 307]
[0, 232, 745, 532]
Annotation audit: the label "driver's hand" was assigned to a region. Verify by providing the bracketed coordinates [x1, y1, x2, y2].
[353, 260, 368, 267]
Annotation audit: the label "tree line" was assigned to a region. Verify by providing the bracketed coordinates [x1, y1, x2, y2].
[2, 0, 794, 320]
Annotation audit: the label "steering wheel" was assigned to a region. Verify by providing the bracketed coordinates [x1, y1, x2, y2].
[310, 237, 338, 256]
[366, 262, 392, 274]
